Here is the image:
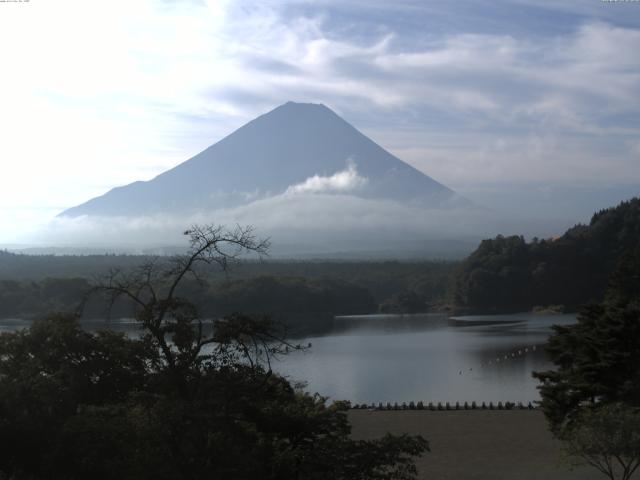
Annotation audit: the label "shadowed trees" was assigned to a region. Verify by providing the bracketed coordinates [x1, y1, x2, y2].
[534, 248, 640, 479]
[452, 197, 640, 313]
[0, 224, 428, 480]
[533, 248, 640, 433]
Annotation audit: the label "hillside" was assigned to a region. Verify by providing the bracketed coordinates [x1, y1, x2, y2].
[451, 197, 640, 313]
[60, 102, 466, 218]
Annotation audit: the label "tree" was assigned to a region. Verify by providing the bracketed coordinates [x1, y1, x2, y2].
[0, 224, 428, 480]
[562, 404, 640, 480]
[533, 248, 640, 434]
[0, 314, 157, 480]
[92, 224, 272, 397]
[379, 290, 426, 314]
[534, 249, 640, 480]
[451, 197, 640, 314]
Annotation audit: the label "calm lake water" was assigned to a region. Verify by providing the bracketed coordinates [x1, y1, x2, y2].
[0, 313, 575, 404]
[275, 313, 576, 404]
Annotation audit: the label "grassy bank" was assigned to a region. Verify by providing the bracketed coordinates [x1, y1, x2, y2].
[349, 410, 602, 480]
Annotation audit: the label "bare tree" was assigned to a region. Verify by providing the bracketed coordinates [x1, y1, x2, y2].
[89, 224, 300, 395]
[1, 224, 429, 480]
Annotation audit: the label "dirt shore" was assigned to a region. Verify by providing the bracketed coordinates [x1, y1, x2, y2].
[349, 410, 602, 480]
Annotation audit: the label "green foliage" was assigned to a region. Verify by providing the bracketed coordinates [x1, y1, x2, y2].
[534, 250, 640, 433]
[205, 275, 376, 317]
[379, 290, 427, 314]
[0, 314, 428, 480]
[0, 250, 151, 280]
[0, 314, 156, 479]
[0, 260, 455, 329]
[533, 248, 640, 434]
[0, 226, 428, 479]
[452, 197, 640, 313]
[0, 277, 91, 318]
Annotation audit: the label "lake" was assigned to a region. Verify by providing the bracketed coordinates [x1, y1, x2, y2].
[274, 313, 576, 405]
[0, 312, 575, 405]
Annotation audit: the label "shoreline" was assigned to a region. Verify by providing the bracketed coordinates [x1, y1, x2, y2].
[350, 400, 537, 411]
[349, 410, 601, 480]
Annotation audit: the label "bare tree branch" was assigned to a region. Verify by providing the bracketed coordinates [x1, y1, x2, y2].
[84, 224, 289, 397]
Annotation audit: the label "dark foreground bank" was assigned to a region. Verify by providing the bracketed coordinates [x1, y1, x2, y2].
[349, 410, 602, 480]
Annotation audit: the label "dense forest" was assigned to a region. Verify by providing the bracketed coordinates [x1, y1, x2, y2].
[0, 226, 428, 479]
[451, 197, 640, 313]
[3, 197, 639, 321]
[0, 253, 455, 332]
[0, 252, 453, 302]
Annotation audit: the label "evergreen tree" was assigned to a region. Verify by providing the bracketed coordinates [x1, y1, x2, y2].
[534, 248, 640, 434]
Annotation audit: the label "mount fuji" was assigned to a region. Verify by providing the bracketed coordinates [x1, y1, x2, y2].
[59, 102, 469, 218]
[50, 102, 487, 257]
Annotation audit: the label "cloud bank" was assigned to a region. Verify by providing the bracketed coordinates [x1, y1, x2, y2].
[31, 188, 553, 258]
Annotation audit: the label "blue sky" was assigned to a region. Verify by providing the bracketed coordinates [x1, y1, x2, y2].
[1, 0, 639, 243]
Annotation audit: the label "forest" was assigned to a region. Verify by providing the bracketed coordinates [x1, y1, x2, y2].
[0, 226, 429, 480]
[2, 197, 639, 323]
[451, 197, 640, 314]
[0, 252, 454, 333]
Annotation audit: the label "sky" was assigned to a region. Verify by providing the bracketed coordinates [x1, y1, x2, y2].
[1, 0, 639, 245]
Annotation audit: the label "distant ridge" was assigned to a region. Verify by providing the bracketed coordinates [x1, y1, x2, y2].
[59, 102, 469, 218]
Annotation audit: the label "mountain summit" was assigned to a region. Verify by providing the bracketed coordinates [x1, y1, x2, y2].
[59, 102, 466, 218]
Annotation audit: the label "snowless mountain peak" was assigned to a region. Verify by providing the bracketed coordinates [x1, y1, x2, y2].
[59, 102, 468, 218]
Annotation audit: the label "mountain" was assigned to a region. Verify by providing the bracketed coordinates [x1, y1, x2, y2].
[59, 102, 467, 218]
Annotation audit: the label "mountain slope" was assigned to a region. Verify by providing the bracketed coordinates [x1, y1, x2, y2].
[59, 102, 466, 218]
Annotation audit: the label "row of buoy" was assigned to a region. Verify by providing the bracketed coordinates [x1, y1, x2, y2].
[457, 344, 541, 375]
[351, 401, 536, 411]
[484, 345, 537, 366]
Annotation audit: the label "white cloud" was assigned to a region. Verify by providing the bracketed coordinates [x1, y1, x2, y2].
[0, 0, 639, 243]
[31, 193, 498, 256]
[285, 161, 368, 195]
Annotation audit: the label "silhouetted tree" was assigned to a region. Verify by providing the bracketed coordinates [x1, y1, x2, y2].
[534, 248, 640, 434]
[452, 197, 640, 313]
[0, 224, 429, 480]
[533, 248, 640, 480]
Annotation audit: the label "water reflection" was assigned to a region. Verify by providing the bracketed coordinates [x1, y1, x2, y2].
[274, 313, 576, 404]
[0, 313, 575, 404]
